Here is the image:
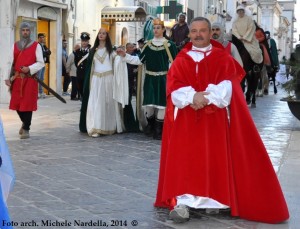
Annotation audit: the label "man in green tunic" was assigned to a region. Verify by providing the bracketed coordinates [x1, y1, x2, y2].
[118, 18, 177, 140]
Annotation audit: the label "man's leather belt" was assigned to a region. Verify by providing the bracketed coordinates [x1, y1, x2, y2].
[15, 71, 32, 77]
[145, 70, 168, 76]
[11, 71, 33, 81]
[93, 70, 113, 78]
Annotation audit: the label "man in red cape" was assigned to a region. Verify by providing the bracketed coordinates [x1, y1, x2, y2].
[154, 17, 289, 224]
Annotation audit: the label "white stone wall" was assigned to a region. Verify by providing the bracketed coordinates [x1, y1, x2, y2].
[225, 0, 238, 33]
[0, 0, 19, 104]
[66, 0, 161, 48]
[188, 0, 205, 18]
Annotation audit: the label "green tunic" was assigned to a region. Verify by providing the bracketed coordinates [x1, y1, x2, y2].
[140, 39, 177, 106]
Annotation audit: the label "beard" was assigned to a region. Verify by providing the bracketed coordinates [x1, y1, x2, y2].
[212, 34, 219, 39]
[22, 34, 30, 39]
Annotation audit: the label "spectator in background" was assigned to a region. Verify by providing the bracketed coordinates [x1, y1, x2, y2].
[37, 33, 51, 99]
[135, 38, 145, 56]
[66, 43, 81, 100]
[282, 56, 290, 79]
[123, 43, 140, 132]
[170, 13, 189, 50]
[264, 31, 279, 94]
[74, 32, 90, 100]
[62, 39, 70, 96]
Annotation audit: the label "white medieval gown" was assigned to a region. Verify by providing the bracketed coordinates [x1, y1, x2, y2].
[86, 48, 129, 136]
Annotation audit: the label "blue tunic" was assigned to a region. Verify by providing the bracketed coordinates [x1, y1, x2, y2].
[0, 116, 15, 228]
[0, 183, 12, 228]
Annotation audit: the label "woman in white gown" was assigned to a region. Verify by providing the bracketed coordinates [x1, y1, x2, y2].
[79, 28, 129, 137]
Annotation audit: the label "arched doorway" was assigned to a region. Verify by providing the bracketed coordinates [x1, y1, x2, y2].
[101, 6, 147, 46]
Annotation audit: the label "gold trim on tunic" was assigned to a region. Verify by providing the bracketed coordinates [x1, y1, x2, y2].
[145, 70, 167, 76]
[147, 41, 171, 51]
[95, 51, 108, 64]
[93, 70, 113, 78]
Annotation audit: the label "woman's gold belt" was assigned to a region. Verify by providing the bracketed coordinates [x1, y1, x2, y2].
[93, 70, 113, 78]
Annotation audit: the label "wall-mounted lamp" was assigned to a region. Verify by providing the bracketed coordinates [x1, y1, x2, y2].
[207, 5, 216, 14]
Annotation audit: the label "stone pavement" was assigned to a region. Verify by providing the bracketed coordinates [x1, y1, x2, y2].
[1, 85, 300, 229]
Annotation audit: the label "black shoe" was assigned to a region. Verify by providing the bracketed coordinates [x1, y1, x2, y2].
[253, 65, 260, 73]
[153, 119, 163, 140]
[144, 116, 155, 137]
[263, 89, 268, 95]
[71, 98, 79, 101]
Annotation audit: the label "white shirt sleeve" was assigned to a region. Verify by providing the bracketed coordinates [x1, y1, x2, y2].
[29, 44, 45, 75]
[123, 53, 142, 65]
[204, 80, 232, 108]
[171, 86, 196, 109]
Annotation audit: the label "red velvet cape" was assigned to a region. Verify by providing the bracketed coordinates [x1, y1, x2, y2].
[154, 41, 289, 224]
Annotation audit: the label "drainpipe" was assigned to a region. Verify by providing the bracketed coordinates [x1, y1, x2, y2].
[73, 0, 78, 46]
[135, 0, 139, 42]
[12, 0, 20, 28]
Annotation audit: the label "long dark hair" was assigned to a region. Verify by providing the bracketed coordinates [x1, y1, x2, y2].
[91, 29, 113, 57]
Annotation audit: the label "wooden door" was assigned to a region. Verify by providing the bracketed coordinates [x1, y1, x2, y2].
[37, 20, 50, 94]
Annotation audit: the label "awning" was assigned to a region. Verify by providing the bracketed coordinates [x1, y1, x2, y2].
[101, 6, 147, 22]
[28, 0, 68, 9]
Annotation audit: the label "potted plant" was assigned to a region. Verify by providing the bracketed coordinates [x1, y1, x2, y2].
[281, 45, 300, 120]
